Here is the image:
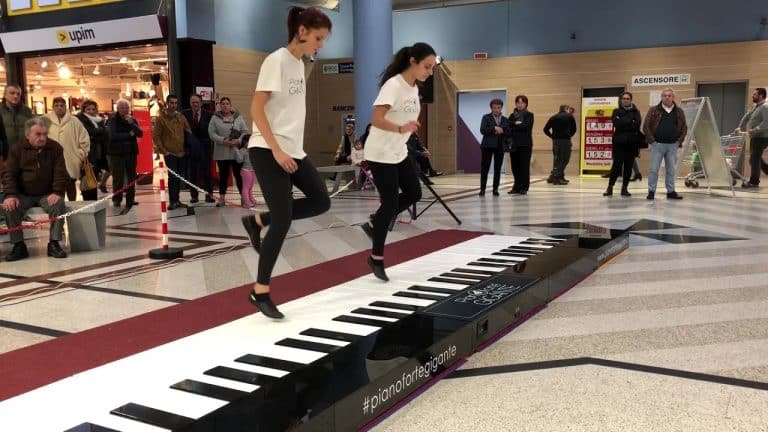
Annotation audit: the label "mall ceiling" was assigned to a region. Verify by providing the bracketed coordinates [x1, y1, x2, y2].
[290, 0, 502, 11]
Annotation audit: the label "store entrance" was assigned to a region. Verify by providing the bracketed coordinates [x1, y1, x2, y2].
[23, 44, 168, 116]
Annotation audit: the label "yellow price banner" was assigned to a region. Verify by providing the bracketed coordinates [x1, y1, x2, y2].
[6, 0, 123, 16]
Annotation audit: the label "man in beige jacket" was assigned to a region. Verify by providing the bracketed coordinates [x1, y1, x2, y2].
[45, 97, 90, 200]
[153, 94, 190, 209]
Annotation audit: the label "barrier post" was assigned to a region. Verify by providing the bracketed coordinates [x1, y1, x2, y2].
[149, 160, 184, 259]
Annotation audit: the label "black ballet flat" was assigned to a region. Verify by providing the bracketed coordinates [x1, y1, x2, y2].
[248, 292, 284, 319]
[241, 215, 262, 252]
[368, 256, 389, 281]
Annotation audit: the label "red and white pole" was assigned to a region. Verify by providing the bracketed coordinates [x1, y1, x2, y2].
[149, 159, 183, 259]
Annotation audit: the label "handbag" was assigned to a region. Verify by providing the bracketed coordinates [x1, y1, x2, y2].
[80, 160, 98, 191]
[636, 131, 648, 149]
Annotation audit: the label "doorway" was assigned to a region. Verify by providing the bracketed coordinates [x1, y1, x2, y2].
[697, 82, 748, 135]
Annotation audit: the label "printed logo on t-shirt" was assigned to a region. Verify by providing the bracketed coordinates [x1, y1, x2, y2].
[288, 78, 305, 95]
[402, 96, 419, 113]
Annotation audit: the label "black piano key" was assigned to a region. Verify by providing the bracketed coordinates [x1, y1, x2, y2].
[492, 251, 534, 258]
[520, 241, 554, 246]
[300, 328, 364, 343]
[451, 268, 498, 276]
[369, 301, 423, 311]
[235, 354, 307, 373]
[276, 338, 342, 353]
[204, 366, 279, 386]
[393, 291, 446, 301]
[440, 272, 487, 281]
[110, 403, 194, 430]
[170, 379, 248, 402]
[408, 285, 459, 295]
[428, 277, 473, 285]
[478, 257, 518, 263]
[528, 237, 564, 243]
[504, 245, 546, 251]
[467, 261, 509, 268]
[333, 314, 394, 327]
[351, 307, 410, 319]
[501, 248, 539, 254]
[64, 423, 121, 432]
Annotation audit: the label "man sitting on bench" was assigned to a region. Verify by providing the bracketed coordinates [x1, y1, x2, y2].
[2, 117, 69, 261]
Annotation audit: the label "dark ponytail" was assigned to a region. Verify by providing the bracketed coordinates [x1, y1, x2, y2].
[379, 42, 436, 87]
[287, 6, 332, 43]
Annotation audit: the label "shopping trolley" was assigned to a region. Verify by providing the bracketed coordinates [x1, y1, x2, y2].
[683, 133, 746, 188]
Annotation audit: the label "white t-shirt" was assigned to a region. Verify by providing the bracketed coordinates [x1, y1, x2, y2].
[248, 47, 307, 159]
[364, 74, 420, 164]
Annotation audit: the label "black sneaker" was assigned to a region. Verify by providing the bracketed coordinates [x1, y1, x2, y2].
[47, 241, 67, 259]
[667, 192, 683, 200]
[429, 170, 443, 177]
[646, 191, 655, 200]
[6, 242, 29, 261]
[620, 189, 632, 197]
[189, 198, 199, 204]
[248, 292, 284, 319]
[368, 256, 389, 281]
[241, 215, 262, 252]
[741, 181, 759, 189]
[205, 196, 216, 203]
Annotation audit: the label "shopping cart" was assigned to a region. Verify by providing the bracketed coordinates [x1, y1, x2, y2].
[683, 133, 746, 188]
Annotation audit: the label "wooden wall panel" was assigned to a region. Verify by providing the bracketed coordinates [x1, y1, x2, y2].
[433, 40, 768, 175]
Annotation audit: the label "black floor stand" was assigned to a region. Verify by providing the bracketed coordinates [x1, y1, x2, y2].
[412, 171, 461, 224]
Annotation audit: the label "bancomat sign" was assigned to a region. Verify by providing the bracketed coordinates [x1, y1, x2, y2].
[6, 0, 123, 16]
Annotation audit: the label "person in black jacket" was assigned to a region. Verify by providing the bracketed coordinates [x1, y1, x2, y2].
[508, 95, 534, 195]
[604, 92, 643, 197]
[543, 105, 577, 185]
[106, 99, 143, 210]
[75, 100, 110, 200]
[479, 98, 511, 196]
[181, 94, 214, 203]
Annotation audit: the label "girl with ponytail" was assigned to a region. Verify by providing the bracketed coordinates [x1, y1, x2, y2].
[240, 6, 332, 319]
[361, 42, 437, 281]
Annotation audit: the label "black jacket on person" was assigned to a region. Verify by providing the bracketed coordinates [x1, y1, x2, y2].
[479, 113, 512, 150]
[611, 104, 643, 148]
[509, 109, 535, 149]
[181, 108, 213, 156]
[543, 111, 577, 140]
[106, 113, 143, 156]
[76, 112, 110, 164]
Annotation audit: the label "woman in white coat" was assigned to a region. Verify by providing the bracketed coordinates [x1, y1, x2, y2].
[45, 97, 90, 200]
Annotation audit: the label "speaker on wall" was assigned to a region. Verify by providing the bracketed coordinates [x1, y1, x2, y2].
[419, 75, 434, 104]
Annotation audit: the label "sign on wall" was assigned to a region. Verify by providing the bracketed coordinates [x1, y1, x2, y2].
[322, 62, 354, 74]
[6, 0, 123, 16]
[580, 97, 619, 175]
[631, 73, 691, 87]
[0, 15, 162, 53]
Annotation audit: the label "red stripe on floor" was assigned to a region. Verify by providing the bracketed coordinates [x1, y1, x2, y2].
[0, 229, 484, 401]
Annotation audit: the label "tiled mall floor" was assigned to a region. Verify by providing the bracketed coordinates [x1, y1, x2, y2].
[2, 172, 767, 431]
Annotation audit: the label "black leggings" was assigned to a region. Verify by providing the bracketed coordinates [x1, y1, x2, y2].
[249, 148, 331, 285]
[608, 144, 636, 190]
[216, 160, 243, 196]
[368, 158, 422, 256]
[480, 147, 504, 192]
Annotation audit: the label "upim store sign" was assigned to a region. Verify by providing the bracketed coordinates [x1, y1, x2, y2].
[0, 15, 164, 53]
[631, 73, 692, 87]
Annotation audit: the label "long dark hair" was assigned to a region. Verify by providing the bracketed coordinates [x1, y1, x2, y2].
[379, 42, 436, 87]
[287, 6, 332, 43]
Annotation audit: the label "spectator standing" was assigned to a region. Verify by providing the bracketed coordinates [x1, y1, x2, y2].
[106, 99, 143, 210]
[508, 95, 534, 195]
[478, 98, 511, 196]
[642, 88, 687, 200]
[153, 94, 191, 209]
[543, 104, 577, 185]
[208, 96, 248, 206]
[75, 100, 109, 201]
[738, 87, 768, 188]
[46, 97, 90, 201]
[0, 85, 34, 169]
[604, 92, 643, 197]
[182, 94, 215, 202]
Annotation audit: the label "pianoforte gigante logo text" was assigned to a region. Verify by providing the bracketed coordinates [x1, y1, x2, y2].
[453, 281, 524, 306]
[362, 344, 457, 415]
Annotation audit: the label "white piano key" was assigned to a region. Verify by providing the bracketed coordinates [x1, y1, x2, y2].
[185, 373, 259, 393]
[128, 388, 228, 420]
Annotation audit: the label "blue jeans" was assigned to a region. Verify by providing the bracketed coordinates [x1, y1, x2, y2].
[648, 142, 678, 193]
